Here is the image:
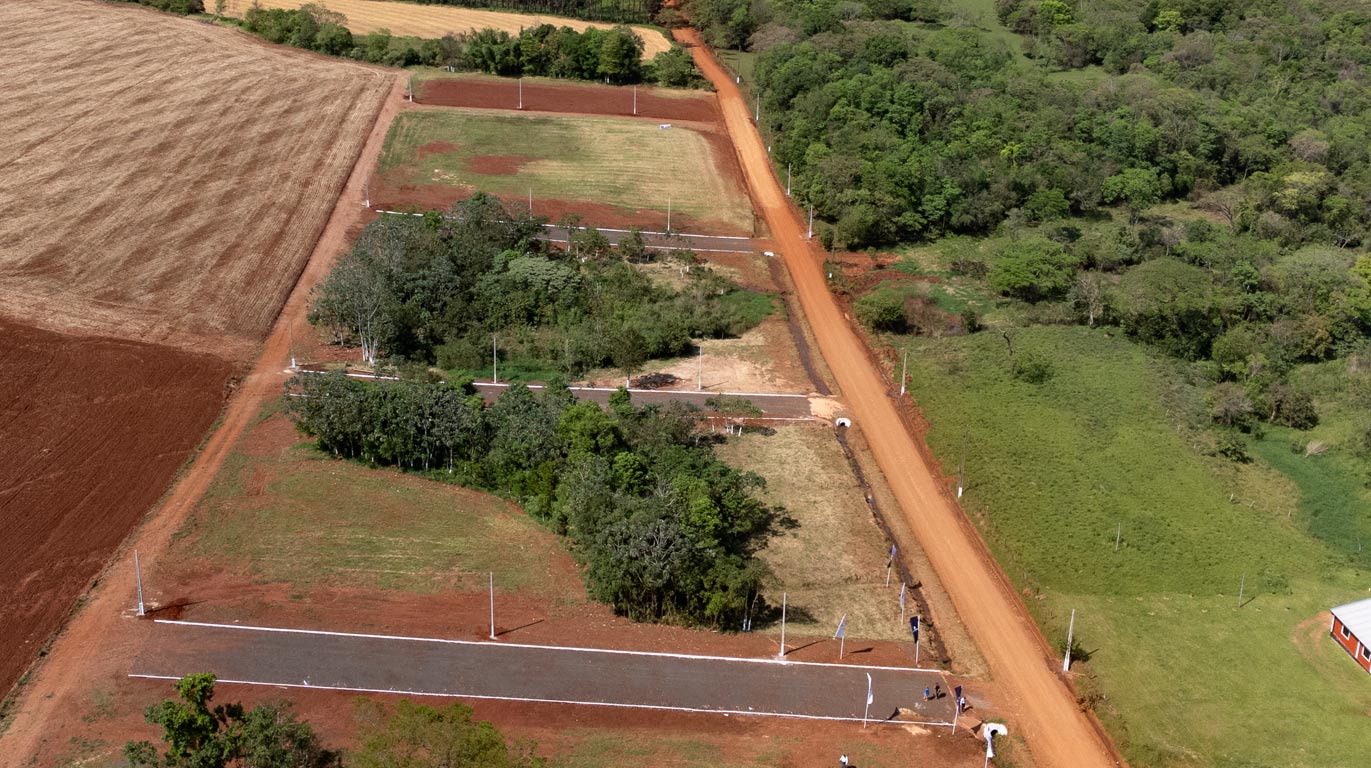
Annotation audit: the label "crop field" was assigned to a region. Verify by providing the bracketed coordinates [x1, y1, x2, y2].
[0, 320, 231, 700]
[376, 108, 753, 233]
[218, 0, 672, 58]
[899, 325, 1371, 766]
[0, 0, 392, 353]
[716, 428, 910, 642]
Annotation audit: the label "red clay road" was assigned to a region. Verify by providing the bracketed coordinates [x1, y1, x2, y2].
[133, 620, 955, 725]
[677, 29, 1121, 768]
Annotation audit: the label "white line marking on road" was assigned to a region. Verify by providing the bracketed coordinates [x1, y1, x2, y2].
[128, 674, 951, 727]
[152, 619, 945, 675]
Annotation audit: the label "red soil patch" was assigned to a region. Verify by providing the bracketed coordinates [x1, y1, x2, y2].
[0, 320, 232, 700]
[420, 77, 721, 124]
[416, 140, 458, 159]
[466, 153, 532, 175]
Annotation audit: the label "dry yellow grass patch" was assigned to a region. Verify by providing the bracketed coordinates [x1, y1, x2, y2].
[715, 427, 909, 641]
[220, 0, 673, 58]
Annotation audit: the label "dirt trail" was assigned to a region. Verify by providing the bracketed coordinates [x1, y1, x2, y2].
[0, 73, 411, 764]
[675, 28, 1121, 768]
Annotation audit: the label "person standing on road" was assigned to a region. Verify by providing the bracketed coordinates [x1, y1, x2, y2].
[934, 683, 942, 699]
[839, 754, 849, 767]
[923, 686, 931, 702]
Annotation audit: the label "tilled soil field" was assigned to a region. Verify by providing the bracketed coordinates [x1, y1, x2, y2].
[0, 0, 391, 355]
[0, 320, 231, 700]
[418, 74, 721, 122]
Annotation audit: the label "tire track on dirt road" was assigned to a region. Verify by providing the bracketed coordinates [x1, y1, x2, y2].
[675, 28, 1121, 768]
[0, 73, 410, 764]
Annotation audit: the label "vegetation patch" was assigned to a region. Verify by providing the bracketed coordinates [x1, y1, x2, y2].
[379, 111, 751, 232]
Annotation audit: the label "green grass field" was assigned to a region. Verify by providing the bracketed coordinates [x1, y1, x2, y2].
[379, 108, 753, 233]
[897, 326, 1371, 767]
[176, 413, 584, 600]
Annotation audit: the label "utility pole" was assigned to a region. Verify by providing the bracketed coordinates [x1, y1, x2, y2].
[807, 205, 814, 239]
[786, 163, 792, 197]
[697, 346, 703, 391]
[518, 77, 523, 110]
[134, 550, 145, 617]
[633, 84, 637, 115]
[777, 592, 787, 659]
[489, 572, 497, 640]
[958, 428, 967, 499]
[528, 187, 533, 214]
[899, 350, 908, 396]
[492, 335, 498, 384]
[1062, 608, 1076, 672]
[666, 197, 672, 233]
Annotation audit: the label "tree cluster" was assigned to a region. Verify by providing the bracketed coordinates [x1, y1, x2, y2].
[237, 4, 701, 85]
[412, 0, 662, 25]
[287, 375, 778, 626]
[309, 195, 766, 376]
[121, 0, 203, 14]
[126, 675, 541, 768]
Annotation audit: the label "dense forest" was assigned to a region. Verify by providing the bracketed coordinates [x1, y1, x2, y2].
[288, 375, 777, 626]
[688, 0, 1371, 449]
[310, 195, 768, 378]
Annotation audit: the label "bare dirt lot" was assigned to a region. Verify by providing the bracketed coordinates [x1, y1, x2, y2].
[0, 0, 391, 356]
[219, 0, 672, 57]
[0, 320, 231, 701]
[417, 71, 720, 122]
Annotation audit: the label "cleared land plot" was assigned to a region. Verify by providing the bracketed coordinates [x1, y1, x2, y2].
[0, 0, 391, 353]
[170, 411, 582, 600]
[0, 320, 231, 700]
[376, 108, 753, 234]
[415, 71, 718, 122]
[219, 0, 671, 57]
[903, 325, 1371, 766]
[715, 428, 908, 642]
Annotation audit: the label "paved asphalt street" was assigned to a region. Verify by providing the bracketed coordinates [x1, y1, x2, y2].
[133, 620, 954, 724]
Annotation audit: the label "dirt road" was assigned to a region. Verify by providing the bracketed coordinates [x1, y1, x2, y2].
[0, 73, 411, 764]
[675, 29, 1121, 768]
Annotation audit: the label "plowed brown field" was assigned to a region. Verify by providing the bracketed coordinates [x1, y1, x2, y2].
[0, 0, 391, 356]
[418, 74, 719, 122]
[218, 0, 672, 58]
[0, 320, 231, 699]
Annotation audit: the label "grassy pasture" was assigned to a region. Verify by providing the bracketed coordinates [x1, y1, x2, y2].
[898, 325, 1371, 767]
[177, 413, 582, 600]
[379, 109, 753, 232]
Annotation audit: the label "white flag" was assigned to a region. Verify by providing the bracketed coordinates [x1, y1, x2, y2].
[866, 672, 874, 705]
[899, 582, 906, 610]
[834, 614, 847, 639]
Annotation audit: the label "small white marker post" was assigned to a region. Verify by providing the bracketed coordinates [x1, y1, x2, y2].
[633, 84, 637, 115]
[957, 428, 967, 499]
[786, 163, 792, 197]
[1062, 608, 1075, 672]
[363, 182, 370, 209]
[807, 205, 814, 239]
[900, 350, 908, 396]
[492, 335, 498, 384]
[134, 550, 145, 617]
[666, 197, 672, 233]
[528, 188, 533, 214]
[1238, 573, 1246, 608]
[1115, 523, 1122, 552]
[777, 592, 787, 659]
[489, 572, 497, 640]
[518, 77, 523, 110]
[407, 77, 413, 103]
[697, 346, 703, 391]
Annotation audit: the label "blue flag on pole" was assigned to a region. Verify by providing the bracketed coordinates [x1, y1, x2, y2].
[899, 582, 907, 610]
[835, 614, 847, 639]
[889, 543, 897, 563]
[866, 672, 874, 705]
[909, 615, 919, 642]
